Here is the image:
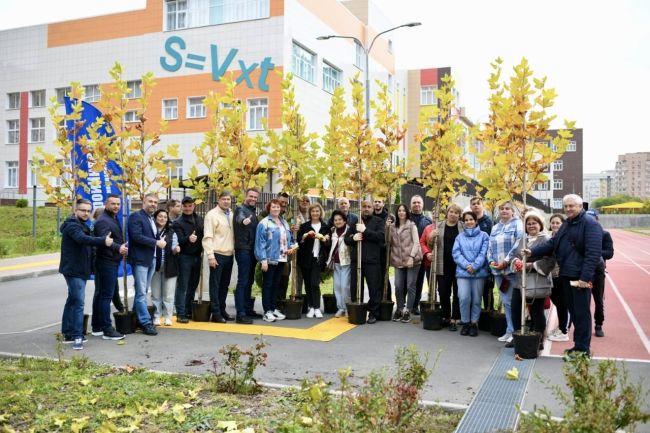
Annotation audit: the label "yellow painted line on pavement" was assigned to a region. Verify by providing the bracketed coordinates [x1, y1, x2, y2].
[165, 316, 358, 341]
[0, 259, 59, 272]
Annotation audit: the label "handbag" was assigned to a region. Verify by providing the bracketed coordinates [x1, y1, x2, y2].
[525, 285, 552, 300]
[326, 236, 343, 272]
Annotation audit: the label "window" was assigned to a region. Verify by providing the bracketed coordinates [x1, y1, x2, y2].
[124, 110, 138, 123]
[56, 87, 71, 104]
[84, 85, 101, 102]
[5, 161, 18, 188]
[247, 98, 267, 130]
[355, 40, 364, 70]
[322, 62, 341, 93]
[125, 80, 142, 99]
[165, 0, 188, 30]
[567, 140, 577, 152]
[6, 120, 19, 144]
[552, 198, 563, 210]
[165, 159, 183, 180]
[534, 180, 549, 191]
[30, 90, 45, 107]
[7, 93, 20, 110]
[209, 0, 270, 26]
[162, 99, 178, 120]
[552, 160, 563, 171]
[420, 86, 436, 105]
[30, 118, 45, 143]
[553, 178, 563, 190]
[187, 97, 206, 118]
[292, 42, 315, 83]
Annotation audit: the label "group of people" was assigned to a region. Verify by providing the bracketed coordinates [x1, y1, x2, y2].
[59, 189, 611, 356]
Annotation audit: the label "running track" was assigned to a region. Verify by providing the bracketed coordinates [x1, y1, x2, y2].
[546, 229, 650, 361]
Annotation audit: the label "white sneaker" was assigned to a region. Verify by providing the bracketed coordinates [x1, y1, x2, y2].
[548, 330, 569, 342]
[314, 309, 323, 319]
[164, 318, 172, 326]
[153, 317, 161, 326]
[306, 307, 315, 318]
[272, 309, 286, 320]
[335, 309, 345, 318]
[498, 333, 512, 342]
[91, 331, 104, 337]
[263, 311, 276, 322]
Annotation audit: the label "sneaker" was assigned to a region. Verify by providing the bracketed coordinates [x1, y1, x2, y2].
[469, 324, 478, 337]
[263, 311, 276, 322]
[498, 333, 512, 342]
[400, 310, 411, 323]
[548, 330, 570, 342]
[367, 315, 377, 324]
[164, 318, 173, 326]
[314, 309, 323, 319]
[272, 309, 286, 320]
[595, 326, 604, 337]
[102, 327, 125, 341]
[236, 316, 253, 324]
[91, 330, 104, 337]
[448, 322, 457, 332]
[142, 324, 158, 336]
[335, 309, 345, 318]
[177, 316, 189, 324]
[72, 337, 84, 350]
[306, 307, 315, 318]
[63, 336, 88, 344]
[460, 324, 470, 336]
[153, 317, 161, 326]
[210, 314, 226, 324]
[392, 310, 403, 322]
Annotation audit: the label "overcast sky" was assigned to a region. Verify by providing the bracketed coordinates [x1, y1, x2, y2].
[1, 0, 648, 173]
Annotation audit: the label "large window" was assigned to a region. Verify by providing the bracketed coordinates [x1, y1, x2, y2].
[124, 110, 138, 123]
[5, 161, 18, 188]
[30, 90, 45, 107]
[7, 93, 20, 110]
[164, 0, 269, 30]
[420, 86, 436, 105]
[165, 0, 188, 30]
[125, 80, 142, 99]
[553, 178, 563, 190]
[567, 140, 577, 151]
[355, 40, 364, 70]
[30, 118, 45, 143]
[247, 98, 267, 130]
[187, 97, 206, 118]
[6, 120, 19, 144]
[209, 0, 270, 25]
[165, 159, 183, 181]
[552, 198, 563, 210]
[162, 99, 178, 120]
[552, 160, 563, 171]
[292, 42, 315, 83]
[322, 62, 341, 93]
[84, 85, 101, 102]
[56, 87, 71, 104]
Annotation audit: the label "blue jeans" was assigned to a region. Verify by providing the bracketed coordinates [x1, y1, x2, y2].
[395, 266, 420, 311]
[235, 249, 257, 317]
[133, 260, 155, 326]
[61, 276, 86, 339]
[457, 277, 485, 323]
[175, 254, 201, 318]
[333, 263, 351, 312]
[92, 261, 119, 332]
[208, 254, 234, 316]
[262, 263, 285, 313]
[495, 274, 516, 334]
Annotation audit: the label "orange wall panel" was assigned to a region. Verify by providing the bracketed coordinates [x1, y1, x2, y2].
[270, 0, 285, 16]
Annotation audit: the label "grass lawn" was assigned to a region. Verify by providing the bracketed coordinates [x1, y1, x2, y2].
[624, 227, 650, 236]
[0, 206, 62, 258]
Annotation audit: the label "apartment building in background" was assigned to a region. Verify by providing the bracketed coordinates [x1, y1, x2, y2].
[615, 152, 650, 199]
[583, 170, 615, 204]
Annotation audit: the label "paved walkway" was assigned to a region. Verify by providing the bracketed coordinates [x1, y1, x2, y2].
[0, 252, 59, 282]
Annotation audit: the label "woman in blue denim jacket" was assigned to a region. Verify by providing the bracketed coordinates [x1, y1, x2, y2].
[255, 199, 298, 323]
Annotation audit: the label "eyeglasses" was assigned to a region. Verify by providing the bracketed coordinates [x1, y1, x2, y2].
[77, 209, 91, 213]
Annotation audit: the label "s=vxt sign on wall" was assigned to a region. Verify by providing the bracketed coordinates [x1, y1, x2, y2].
[160, 36, 275, 91]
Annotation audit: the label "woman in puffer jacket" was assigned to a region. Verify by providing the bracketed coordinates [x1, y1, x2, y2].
[452, 210, 490, 336]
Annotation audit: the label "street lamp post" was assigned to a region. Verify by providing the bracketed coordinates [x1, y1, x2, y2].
[317, 22, 421, 123]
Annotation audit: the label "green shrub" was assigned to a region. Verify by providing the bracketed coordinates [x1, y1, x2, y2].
[0, 243, 9, 258]
[15, 199, 28, 208]
[210, 336, 268, 395]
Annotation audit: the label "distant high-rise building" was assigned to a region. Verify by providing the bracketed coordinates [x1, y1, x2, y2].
[583, 170, 615, 204]
[615, 152, 650, 199]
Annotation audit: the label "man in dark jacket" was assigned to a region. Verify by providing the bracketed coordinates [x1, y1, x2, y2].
[373, 199, 392, 303]
[345, 200, 385, 323]
[91, 194, 128, 340]
[409, 195, 432, 314]
[586, 209, 614, 337]
[128, 193, 165, 336]
[526, 194, 603, 356]
[60, 199, 113, 350]
[234, 188, 261, 324]
[172, 196, 204, 323]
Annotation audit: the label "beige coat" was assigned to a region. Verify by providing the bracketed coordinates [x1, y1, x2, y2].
[202, 206, 234, 258]
[389, 220, 421, 268]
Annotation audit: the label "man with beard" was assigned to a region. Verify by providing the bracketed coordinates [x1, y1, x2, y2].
[409, 195, 432, 314]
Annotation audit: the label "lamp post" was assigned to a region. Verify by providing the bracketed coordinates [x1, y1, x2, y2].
[317, 22, 421, 123]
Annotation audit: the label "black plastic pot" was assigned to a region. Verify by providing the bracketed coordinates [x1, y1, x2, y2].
[378, 301, 395, 321]
[421, 307, 443, 330]
[192, 300, 211, 322]
[478, 309, 492, 332]
[346, 302, 366, 325]
[419, 300, 432, 312]
[83, 314, 89, 336]
[322, 294, 337, 314]
[490, 311, 507, 337]
[284, 298, 303, 320]
[114, 311, 136, 335]
[513, 331, 541, 359]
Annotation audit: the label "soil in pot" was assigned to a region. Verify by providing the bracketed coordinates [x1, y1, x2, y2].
[421, 307, 443, 330]
[513, 331, 541, 359]
[322, 294, 337, 314]
[378, 301, 395, 321]
[192, 300, 211, 322]
[478, 309, 492, 332]
[114, 311, 136, 335]
[346, 302, 366, 325]
[419, 301, 432, 311]
[284, 298, 303, 320]
[490, 311, 507, 337]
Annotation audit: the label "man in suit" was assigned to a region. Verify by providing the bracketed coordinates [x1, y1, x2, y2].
[128, 193, 165, 336]
[345, 199, 385, 324]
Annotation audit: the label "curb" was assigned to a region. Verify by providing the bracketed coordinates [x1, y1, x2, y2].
[0, 268, 59, 283]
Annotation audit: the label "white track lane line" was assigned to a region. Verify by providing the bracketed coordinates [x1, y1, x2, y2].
[615, 249, 650, 276]
[606, 273, 650, 356]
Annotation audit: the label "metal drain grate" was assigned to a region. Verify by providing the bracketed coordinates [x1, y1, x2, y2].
[454, 348, 536, 433]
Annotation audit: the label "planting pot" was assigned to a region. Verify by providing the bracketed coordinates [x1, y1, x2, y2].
[284, 298, 303, 320]
[490, 311, 507, 337]
[322, 294, 337, 314]
[419, 300, 432, 312]
[346, 302, 366, 325]
[114, 311, 136, 335]
[513, 331, 541, 359]
[83, 314, 89, 336]
[378, 301, 395, 321]
[478, 309, 492, 332]
[421, 307, 443, 330]
[192, 300, 211, 322]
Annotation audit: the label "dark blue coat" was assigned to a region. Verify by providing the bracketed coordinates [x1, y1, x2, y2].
[59, 216, 106, 279]
[127, 209, 157, 267]
[531, 210, 603, 282]
[93, 211, 125, 264]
